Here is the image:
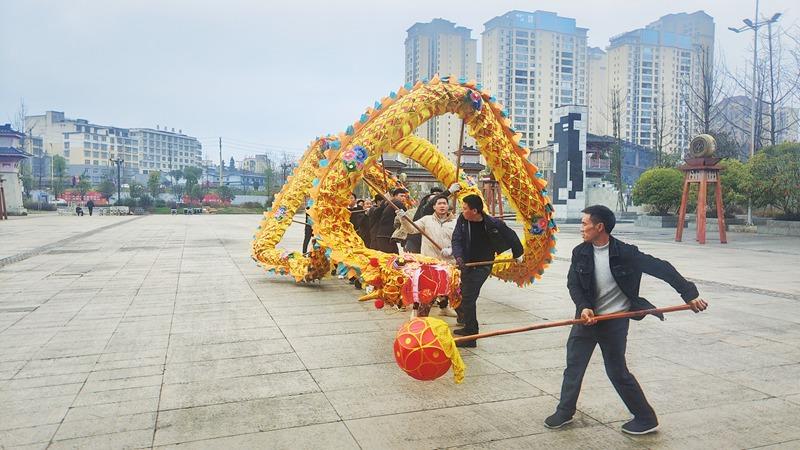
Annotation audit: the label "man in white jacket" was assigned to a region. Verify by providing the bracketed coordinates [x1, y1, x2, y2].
[397, 195, 458, 317]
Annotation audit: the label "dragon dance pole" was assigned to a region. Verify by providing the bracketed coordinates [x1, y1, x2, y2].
[453, 304, 696, 343]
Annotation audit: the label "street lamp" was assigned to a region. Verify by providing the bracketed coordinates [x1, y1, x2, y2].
[728, 0, 781, 225]
[109, 157, 123, 205]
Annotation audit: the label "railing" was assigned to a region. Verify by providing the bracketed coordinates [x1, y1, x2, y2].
[586, 157, 611, 170]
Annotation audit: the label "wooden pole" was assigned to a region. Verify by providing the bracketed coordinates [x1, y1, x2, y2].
[463, 258, 516, 267]
[675, 175, 690, 242]
[453, 304, 696, 343]
[697, 171, 708, 244]
[714, 175, 728, 244]
[362, 177, 443, 252]
[452, 120, 466, 211]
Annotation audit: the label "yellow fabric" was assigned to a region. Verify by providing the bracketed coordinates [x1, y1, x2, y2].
[426, 317, 466, 384]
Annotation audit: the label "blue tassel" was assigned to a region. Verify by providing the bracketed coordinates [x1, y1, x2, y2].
[360, 114, 368, 124]
[489, 96, 496, 103]
[312, 178, 319, 187]
[390, 91, 397, 99]
[404, 82, 412, 90]
[477, 83, 483, 90]
[374, 101, 381, 110]
[346, 125, 354, 135]
[330, 141, 341, 150]
[319, 159, 328, 167]
[458, 77, 466, 84]
[535, 172, 543, 178]
[541, 189, 548, 195]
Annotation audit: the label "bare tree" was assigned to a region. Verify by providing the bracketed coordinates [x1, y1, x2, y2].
[12, 98, 27, 133]
[610, 88, 626, 212]
[684, 46, 727, 136]
[652, 90, 677, 166]
[760, 22, 800, 146]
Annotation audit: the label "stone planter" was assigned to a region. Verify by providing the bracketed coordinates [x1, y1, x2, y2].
[635, 215, 686, 228]
[759, 219, 800, 236]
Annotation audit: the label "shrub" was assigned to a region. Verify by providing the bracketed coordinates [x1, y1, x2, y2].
[632, 167, 684, 216]
[23, 200, 57, 211]
[749, 143, 800, 220]
[137, 195, 153, 208]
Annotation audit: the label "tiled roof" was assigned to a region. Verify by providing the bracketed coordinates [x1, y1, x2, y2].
[0, 146, 32, 158]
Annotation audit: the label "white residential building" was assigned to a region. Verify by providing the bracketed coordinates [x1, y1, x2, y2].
[482, 10, 588, 150]
[26, 111, 202, 176]
[586, 47, 610, 136]
[130, 127, 202, 174]
[26, 111, 138, 170]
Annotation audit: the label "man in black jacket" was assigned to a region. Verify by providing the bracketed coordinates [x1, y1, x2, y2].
[373, 188, 408, 253]
[451, 194, 523, 348]
[544, 205, 707, 435]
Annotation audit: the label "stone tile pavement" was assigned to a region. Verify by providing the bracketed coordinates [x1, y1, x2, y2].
[0, 214, 798, 449]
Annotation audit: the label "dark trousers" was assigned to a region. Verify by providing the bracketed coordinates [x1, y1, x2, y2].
[373, 237, 398, 254]
[459, 266, 491, 334]
[302, 226, 313, 253]
[404, 234, 421, 253]
[557, 318, 656, 421]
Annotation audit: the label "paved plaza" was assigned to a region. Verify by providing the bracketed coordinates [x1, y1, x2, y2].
[1, 213, 799, 449]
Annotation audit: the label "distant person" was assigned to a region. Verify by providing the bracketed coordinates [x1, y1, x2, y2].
[75, 205, 84, 216]
[373, 188, 408, 253]
[356, 198, 373, 246]
[544, 205, 708, 435]
[302, 206, 313, 254]
[86, 200, 95, 216]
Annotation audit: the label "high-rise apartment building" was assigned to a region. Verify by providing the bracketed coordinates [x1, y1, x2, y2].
[586, 47, 610, 136]
[607, 11, 714, 155]
[482, 10, 588, 150]
[405, 19, 478, 161]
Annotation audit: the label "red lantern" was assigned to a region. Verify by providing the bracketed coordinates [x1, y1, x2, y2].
[393, 318, 452, 381]
[374, 299, 385, 309]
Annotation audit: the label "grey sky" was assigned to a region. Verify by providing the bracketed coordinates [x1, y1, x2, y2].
[1, 0, 796, 161]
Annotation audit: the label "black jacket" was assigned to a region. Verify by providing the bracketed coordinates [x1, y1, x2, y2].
[451, 214, 524, 262]
[376, 200, 406, 238]
[567, 236, 699, 320]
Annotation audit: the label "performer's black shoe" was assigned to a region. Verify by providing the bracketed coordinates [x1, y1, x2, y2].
[455, 339, 476, 348]
[453, 328, 476, 336]
[621, 418, 659, 435]
[544, 411, 574, 429]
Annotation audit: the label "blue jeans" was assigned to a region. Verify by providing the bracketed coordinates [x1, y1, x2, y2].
[557, 318, 656, 422]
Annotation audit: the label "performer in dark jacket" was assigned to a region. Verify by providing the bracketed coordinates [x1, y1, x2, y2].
[544, 205, 707, 436]
[451, 194, 523, 347]
[373, 188, 408, 253]
[368, 195, 385, 249]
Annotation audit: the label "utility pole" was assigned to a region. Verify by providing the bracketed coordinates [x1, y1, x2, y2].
[110, 157, 123, 205]
[219, 137, 223, 188]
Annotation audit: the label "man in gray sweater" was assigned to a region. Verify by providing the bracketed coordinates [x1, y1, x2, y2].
[545, 205, 707, 435]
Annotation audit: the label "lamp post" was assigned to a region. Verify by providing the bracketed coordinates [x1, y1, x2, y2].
[728, 0, 781, 225]
[109, 157, 123, 205]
